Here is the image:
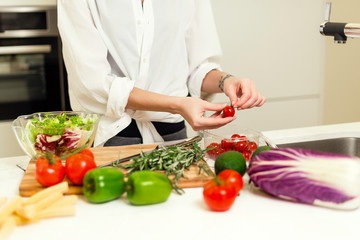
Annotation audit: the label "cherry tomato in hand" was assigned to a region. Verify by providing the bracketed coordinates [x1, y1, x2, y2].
[65, 149, 97, 185]
[217, 169, 244, 195]
[222, 105, 235, 118]
[35, 156, 65, 187]
[203, 177, 237, 212]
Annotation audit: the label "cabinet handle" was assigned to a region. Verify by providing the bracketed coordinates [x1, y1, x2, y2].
[0, 45, 51, 55]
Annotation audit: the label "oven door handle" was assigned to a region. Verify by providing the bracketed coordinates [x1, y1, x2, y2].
[0, 45, 52, 55]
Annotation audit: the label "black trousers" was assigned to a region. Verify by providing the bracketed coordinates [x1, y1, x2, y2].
[104, 119, 187, 146]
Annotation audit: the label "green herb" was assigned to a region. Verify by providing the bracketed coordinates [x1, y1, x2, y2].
[118, 140, 212, 194]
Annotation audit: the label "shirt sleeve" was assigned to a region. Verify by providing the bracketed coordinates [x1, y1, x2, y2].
[186, 0, 222, 98]
[57, 0, 134, 119]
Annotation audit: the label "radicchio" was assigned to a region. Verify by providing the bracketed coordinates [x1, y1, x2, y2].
[34, 133, 61, 153]
[57, 131, 81, 150]
[248, 148, 360, 210]
[34, 131, 81, 155]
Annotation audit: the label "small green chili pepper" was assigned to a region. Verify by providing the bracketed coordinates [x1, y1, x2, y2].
[126, 171, 172, 205]
[83, 168, 125, 203]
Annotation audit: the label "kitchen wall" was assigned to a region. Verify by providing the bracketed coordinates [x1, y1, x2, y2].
[187, 0, 326, 137]
[323, 0, 360, 124]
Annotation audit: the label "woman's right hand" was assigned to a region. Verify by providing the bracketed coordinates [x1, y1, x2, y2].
[176, 97, 236, 131]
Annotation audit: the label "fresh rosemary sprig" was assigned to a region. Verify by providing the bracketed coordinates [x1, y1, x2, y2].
[118, 140, 212, 194]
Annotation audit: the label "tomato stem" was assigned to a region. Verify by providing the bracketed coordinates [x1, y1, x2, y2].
[214, 176, 224, 186]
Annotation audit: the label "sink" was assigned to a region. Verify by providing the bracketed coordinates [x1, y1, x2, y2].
[277, 137, 360, 158]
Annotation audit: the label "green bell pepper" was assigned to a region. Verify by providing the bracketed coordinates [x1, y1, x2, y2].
[126, 171, 172, 205]
[83, 168, 125, 203]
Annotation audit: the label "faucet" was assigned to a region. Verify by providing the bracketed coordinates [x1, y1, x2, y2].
[320, 2, 360, 43]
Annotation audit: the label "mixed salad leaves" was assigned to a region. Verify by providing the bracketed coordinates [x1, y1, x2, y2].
[26, 112, 98, 156]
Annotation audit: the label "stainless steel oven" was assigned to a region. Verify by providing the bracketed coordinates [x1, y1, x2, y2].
[0, 6, 69, 120]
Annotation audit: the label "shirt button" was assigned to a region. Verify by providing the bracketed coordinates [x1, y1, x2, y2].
[143, 58, 147, 63]
[137, 19, 142, 25]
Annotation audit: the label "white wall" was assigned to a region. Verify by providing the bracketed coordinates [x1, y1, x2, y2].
[0, 121, 23, 158]
[187, 0, 326, 137]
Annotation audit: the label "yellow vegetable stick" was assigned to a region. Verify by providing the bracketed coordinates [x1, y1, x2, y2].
[23, 181, 68, 206]
[0, 196, 22, 223]
[16, 192, 63, 219]
[49, 195, 78, 208]
[13, 214, 40, 226]
[0, 216, 16, 240]
[35, 195, 78, 219]
[13, 195, 78, 225]
[37, 205, 76, 219]
[0, 197, 7, 208]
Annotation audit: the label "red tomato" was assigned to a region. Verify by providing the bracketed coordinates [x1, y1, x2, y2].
[231, 134, 241, 139]
[206, 143, 224, 159]
[203, 178, 237, 212]
[81, 148, 94, 159]
[221, 139, 234, 150]
[234, 140, 247, 152]
[246, 142, 258, 152]
[222, 105, 235, 118]
[217, 169, 244, 195]
[35, 156, 65, 187]
[242, 150, 252, 161]
[65, 149, 97, 185]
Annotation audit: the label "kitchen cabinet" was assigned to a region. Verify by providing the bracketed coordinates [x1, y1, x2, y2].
[0, 0, 56, 7]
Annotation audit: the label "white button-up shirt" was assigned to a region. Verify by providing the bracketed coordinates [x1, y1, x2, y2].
[57, 0, 222, 146]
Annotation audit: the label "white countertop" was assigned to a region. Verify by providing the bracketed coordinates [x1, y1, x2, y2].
[1, 122, 360, 240]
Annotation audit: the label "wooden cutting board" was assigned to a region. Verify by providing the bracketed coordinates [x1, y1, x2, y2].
[19, 144, 215, 197]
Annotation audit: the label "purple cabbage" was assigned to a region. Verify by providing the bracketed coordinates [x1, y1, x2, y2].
[34, 131, 81, 155]
[248, 148, 360, 210]
[57, 131, 81, 149]
[34, 133, 61, 153]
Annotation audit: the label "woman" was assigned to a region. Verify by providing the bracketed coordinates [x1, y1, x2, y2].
[57, 0, 266, 147]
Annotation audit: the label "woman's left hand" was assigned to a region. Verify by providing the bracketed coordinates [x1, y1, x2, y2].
[223, 76, 266, 110]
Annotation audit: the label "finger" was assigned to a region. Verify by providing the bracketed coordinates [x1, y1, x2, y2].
[251, 95, 266, 107]
[204, 102, 228, 112]
[234, 84, 253, 108]
[237, 92, 256, 109]
[208, 110, 223, 119]
[242, 94, 261, 109]
[257, 96, 267, 107]
[194, 116, 236, 130]
[226, 89, 239, 107]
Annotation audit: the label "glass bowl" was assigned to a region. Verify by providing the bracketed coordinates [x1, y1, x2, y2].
[12, 111, 99, 161]
[201, 124, 262, 161]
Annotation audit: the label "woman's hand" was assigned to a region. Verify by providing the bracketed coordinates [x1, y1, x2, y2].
[223, 76, 266, 110]
[201, 70, 266, 110]
[177, 97, 236, 131]
[127, 88, 236, 131]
